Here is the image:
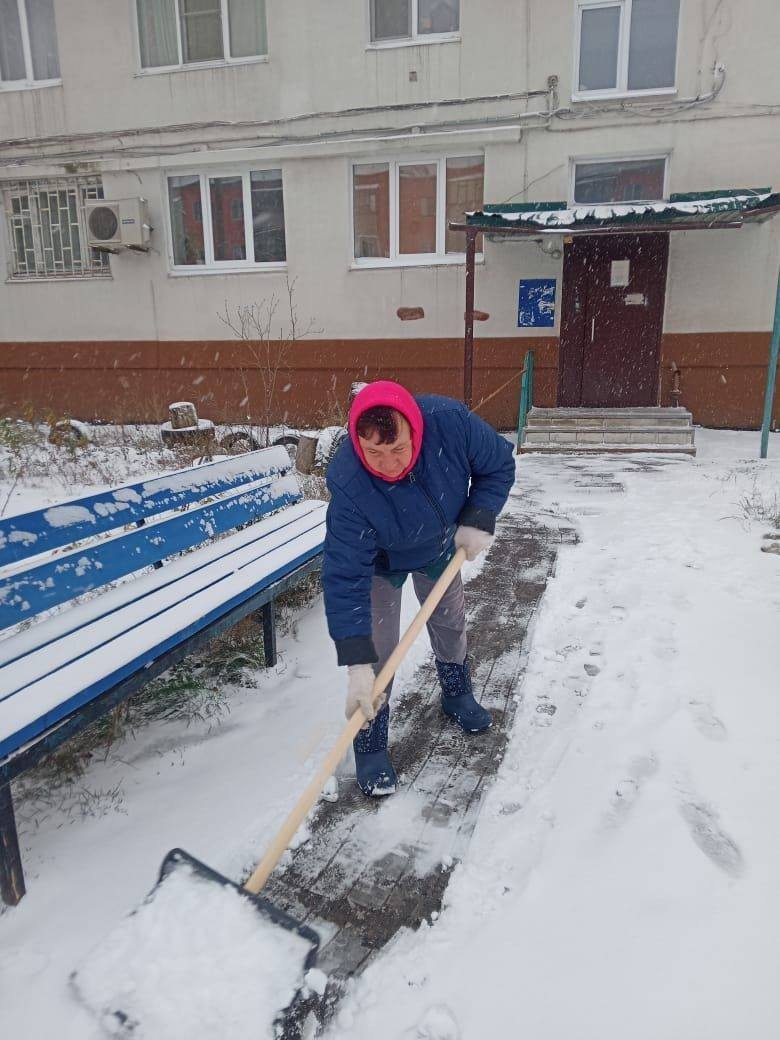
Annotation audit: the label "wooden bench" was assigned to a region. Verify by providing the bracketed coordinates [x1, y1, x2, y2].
[0, 446, 326, 906]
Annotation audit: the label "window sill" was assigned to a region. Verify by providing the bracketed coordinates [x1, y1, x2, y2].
[168, 262, 287, 277]
[366, 34, 461, 51]
[0, 78, 62, 94]
[135, 55, 269, 78]
[6, 273, 112, 283]
[351, 254, 483, 271]
[571, 86, 678, 103]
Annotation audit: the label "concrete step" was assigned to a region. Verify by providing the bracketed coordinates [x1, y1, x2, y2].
[528, 407, 692, 418]
[519, 443, 697, 455]
[523, 425, 695, 445]
[520, 407, 697, 455]
[526, 417, 693, 430]
[526, 410, 692, 428]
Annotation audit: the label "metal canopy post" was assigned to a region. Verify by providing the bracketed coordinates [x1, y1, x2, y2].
[464, 228, 477, 409]
[760, 266, 780, 458]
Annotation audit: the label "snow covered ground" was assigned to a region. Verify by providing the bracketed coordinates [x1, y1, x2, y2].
[328, 431, 780, 1040]
[1, 429, 778, 1039]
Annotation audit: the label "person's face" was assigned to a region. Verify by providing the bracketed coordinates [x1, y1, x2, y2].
[358, 412, 413, 478]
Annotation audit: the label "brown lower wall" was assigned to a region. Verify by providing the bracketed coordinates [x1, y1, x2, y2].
[0, 333, 777, 430]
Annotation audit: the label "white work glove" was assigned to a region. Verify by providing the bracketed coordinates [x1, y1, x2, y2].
[345, 664, 385, 725]
[454, 524, 494, 562]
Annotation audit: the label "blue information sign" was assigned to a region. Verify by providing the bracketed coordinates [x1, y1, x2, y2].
[518, 278, 556, 328]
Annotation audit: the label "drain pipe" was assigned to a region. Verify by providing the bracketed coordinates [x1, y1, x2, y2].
[463, 229, 477, 409]
[760, 267, 780, 458]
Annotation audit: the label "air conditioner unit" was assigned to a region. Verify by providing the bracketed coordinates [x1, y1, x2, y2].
[85, 197, 151, 250]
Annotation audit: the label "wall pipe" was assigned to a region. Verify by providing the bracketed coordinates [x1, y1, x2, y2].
[760, 266, 780, 458]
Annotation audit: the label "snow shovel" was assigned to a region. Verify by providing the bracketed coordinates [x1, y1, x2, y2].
[71, 547, 467, 1038]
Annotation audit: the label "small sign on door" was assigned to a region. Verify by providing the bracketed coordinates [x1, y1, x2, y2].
[611, 259, 630, 287]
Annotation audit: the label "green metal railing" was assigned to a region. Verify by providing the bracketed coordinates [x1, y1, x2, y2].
[515, 351, 535, 454]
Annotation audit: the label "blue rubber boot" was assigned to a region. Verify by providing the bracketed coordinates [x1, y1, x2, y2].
[436, 658, 492, 733]
[353, 704, 397, 797]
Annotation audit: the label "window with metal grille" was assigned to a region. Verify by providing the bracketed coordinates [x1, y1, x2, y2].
[2, 177, 111, 279]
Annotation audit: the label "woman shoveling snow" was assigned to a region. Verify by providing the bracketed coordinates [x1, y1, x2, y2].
[322, 380, 515, 796]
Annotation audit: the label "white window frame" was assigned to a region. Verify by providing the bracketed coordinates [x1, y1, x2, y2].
[572, 0, 679, 101]
[569, 153, 670, 206]
[134, 0, 269, 76]
[164, 166, 286, 275]
[350, 154, 484, 269]
[0, 0, 62, 92]
[367, 0, 461, 50]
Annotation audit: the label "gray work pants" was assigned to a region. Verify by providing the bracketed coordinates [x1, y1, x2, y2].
[370, 570, 468, 698]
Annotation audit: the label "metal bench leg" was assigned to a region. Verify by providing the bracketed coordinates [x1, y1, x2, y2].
[0, 782, 25, 906]
[261, 601, 277, 669]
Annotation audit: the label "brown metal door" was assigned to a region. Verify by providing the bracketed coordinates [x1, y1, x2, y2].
[558, 234, 668, 407]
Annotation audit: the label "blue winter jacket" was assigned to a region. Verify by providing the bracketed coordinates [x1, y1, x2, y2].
[322, 395, 515, 666]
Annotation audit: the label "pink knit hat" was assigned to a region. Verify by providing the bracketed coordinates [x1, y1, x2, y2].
[349, 380, 424, 482]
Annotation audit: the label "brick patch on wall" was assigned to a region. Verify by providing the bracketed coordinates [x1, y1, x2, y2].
[0, 334, 776, 429]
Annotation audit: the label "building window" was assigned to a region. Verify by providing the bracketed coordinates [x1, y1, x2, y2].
[369, 0, 459, 44]
[0, 0, 61, 87]
[136, 0, 267, 70]
[573, 157, 667, 204]
[167, 168, 285, 269]
[576, 0, 679, 96]
[1, 178, 111, 279]
[353, 156, 483, 264]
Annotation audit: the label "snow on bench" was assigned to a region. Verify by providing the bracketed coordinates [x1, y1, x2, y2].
[0, 447, 327, 906]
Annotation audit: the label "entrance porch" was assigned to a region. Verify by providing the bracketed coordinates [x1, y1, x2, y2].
[452, 189, 780, 445]
[519, 406, 695, 454]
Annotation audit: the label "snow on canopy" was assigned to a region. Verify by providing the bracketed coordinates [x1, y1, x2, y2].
[464, 188, 780, 232]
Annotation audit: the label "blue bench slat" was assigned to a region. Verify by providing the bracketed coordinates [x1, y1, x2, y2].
[0, 474, 301, 629]
[1, 503, 321, 673]
[0, 539, 324, 761]
[0, 447, 291, 568]
[1, 504, 324, 685]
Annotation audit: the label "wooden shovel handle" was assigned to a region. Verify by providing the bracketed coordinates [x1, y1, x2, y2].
[243, 547, 467, 895]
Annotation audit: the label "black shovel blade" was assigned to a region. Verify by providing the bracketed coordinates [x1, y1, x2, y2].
[159, 848, 321, 1032]
[71, 847, 320, 1039]
[159, 847, 320, 968]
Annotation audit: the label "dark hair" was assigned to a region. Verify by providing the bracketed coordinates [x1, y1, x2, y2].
[356, 406, 399, 445]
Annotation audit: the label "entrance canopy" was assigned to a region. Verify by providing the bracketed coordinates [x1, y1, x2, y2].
[451, 188, 780, 411]
[451, 188, 780, 237]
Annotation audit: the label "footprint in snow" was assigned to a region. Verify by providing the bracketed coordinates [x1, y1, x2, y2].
[411, 1004, 462, 1040]
[603, 754, 658, 828]
[678, 800, 744, 878]
[688, 700, 728, 742]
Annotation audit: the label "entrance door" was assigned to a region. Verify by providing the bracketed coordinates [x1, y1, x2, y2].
[558, 234, 669, 407]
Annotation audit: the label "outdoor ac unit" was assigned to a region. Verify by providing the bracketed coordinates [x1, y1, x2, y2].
[85, 198, 151, 250]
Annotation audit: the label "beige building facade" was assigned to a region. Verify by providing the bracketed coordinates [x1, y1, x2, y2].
[0, 0, 778, 428]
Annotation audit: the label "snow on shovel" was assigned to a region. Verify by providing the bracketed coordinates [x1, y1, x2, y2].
[71, 549, 466, 1038]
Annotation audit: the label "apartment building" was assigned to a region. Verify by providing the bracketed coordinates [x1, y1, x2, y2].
[0, 1, 778, 429]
